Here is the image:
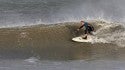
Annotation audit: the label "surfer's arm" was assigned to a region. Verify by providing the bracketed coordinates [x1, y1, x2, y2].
[88, 23, 95, 31]
[77, 25, 84, 31]
[78, 25, 84, 29]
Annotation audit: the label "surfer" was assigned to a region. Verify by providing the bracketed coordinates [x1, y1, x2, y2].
[77, 20, 94, 39]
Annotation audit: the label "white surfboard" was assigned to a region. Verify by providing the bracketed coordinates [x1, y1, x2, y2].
[72, 35, 109, 43]
[72, 35, 93, 42]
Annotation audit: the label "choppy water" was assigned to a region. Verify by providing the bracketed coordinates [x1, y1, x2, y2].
[0, 0, 125, 27]
[0, 59, 125, 70]
[0, 0, 125, 70]
[0, 20, 125, 60]
[0, 19, 125, 70]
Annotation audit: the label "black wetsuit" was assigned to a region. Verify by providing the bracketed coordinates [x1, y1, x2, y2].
[79, 22, 94, 34]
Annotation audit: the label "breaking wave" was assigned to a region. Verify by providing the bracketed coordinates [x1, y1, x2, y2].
[0, 20, 125, 60]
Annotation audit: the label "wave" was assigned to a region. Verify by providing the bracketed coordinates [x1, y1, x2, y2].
[0, 20, 125, 60]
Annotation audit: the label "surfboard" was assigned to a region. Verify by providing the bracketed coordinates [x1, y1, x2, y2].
[72, 35, 93, 42]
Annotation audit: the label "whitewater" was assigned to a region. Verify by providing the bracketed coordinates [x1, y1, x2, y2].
[0, 0, 125, 70]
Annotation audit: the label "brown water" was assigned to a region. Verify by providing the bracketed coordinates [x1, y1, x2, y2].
[0, 21, 125, 60]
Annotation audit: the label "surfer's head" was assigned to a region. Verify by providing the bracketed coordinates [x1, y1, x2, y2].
[80, 20, 84, 25]
[80, 20, 84, 22]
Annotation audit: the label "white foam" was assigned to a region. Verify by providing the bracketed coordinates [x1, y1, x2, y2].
[90, 36, 109, 44]
[84, 15, 113, 24]
[24, 57, 39, 63]
[104, 31, 125, 47]
[93, 21, 125, 47]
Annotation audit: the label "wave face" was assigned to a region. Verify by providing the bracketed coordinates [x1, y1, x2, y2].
[0, 0, 125, 27]
[0, 20, 125, 60]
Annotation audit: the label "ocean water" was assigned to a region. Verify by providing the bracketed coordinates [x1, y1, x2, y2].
[0, 0, 125, 27]
[0, 21, 125, 70]
[0, 59, 125, 70]
[0, 0, 125, 70]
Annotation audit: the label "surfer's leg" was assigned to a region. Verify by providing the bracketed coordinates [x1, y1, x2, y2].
[88, 26, 94, 35]
[82, 27, 88, 39]
[88, 26, 92, 34]
[83, 29, 88, 39]
[83, 34, 87, 39]
[84, 27, 88, 34]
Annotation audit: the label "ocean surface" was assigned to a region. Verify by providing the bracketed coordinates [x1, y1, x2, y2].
[0, 21, 125, 70]
[0, 0, 125, 70]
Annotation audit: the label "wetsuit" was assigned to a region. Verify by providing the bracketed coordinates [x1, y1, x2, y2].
[79, 22, 94, 34]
